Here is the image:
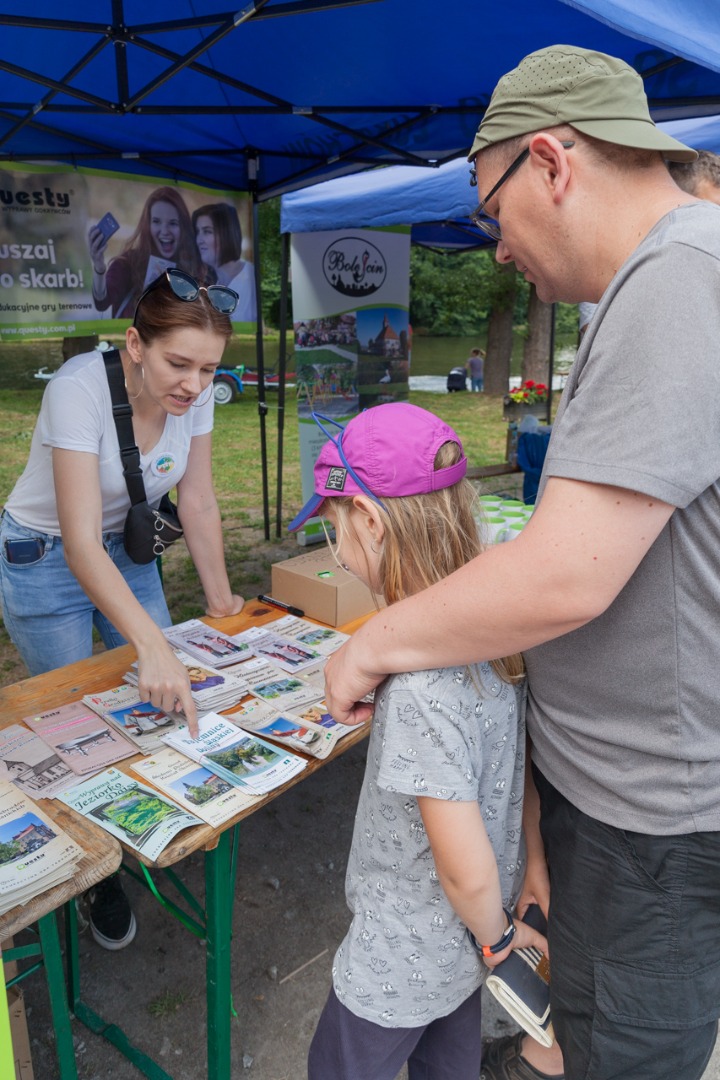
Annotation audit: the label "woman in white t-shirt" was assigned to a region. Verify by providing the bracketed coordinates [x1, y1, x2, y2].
[0, 269, 245, 947]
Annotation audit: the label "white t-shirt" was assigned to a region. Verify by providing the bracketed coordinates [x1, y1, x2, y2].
[5, 350, 214, 535]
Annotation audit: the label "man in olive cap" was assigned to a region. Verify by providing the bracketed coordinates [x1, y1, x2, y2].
[323, 45, 720, 1080]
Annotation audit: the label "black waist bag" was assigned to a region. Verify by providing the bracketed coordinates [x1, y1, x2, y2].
[123, 492, 184, 565]
[103, 348, 184, 565]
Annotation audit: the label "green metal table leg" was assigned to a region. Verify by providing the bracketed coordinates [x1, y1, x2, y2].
[37, 912, 78, 1080]
[205, 828, 237, 1080]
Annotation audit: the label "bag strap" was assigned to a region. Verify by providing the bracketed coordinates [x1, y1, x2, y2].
[102, 348, 147, 506]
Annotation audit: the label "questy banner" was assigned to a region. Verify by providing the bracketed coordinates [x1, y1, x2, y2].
[0, 163, 256, 342]
[290, 226, 411, 543]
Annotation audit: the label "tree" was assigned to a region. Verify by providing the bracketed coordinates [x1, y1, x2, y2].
[484, 262, 518, 394]
[522, 284, 553, 385]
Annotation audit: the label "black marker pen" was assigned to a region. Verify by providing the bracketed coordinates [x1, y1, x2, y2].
[257, 594, 305, 618]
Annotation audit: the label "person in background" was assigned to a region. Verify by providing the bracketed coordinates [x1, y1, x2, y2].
[290, 403, 544, 1080]
[668, 148, 720, 204]
[467, 346, 485, 391]
[193, 202, 257, 322]
[0, 269, 244, 949]
[88, 186, 209, 319]
[323, 45, 720, 1080]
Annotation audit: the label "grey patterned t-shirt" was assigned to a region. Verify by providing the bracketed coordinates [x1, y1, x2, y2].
[332, 663, 525, 1028]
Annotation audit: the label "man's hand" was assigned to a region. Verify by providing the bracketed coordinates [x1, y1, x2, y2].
[323, 636, 382, 725]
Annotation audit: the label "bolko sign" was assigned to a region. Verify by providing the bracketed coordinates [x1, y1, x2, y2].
[322, 236, 387, 298]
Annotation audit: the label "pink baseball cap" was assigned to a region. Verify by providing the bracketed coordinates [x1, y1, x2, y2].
[288, 402, 468, 532]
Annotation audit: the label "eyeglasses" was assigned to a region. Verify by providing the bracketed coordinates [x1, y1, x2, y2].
[133, 268, 239, 322]
[312, 411, 388, 513]
[469, 140, 575, 242]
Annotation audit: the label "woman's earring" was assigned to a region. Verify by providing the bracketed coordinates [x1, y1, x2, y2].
[371, 538, 382, 555]
[126, 364, 145, 402]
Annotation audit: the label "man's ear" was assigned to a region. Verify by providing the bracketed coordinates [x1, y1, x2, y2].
[528, 133, 573, 205]
[351, 495, 386, 545]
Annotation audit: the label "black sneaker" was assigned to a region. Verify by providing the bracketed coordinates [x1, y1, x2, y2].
[87, 874, 137, 951]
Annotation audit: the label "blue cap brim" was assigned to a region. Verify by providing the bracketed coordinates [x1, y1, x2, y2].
[287, 492, 326, 532]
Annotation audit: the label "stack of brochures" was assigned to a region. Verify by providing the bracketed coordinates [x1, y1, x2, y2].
[0, 779, 83, 915]
[0, 722, 77, 799]
[228, 697, 357, 761]
[57, 767, 203, 861]
[83, 685, 184, 755]
[124, 649, 251, 713]
[131, 749, 258, 826]
[24, 702, 136, 778]
[161, 713, 307, 796]
[164, 619, 253, 669]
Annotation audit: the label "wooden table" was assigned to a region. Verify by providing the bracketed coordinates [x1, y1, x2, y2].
[0, 600, 370, 1080]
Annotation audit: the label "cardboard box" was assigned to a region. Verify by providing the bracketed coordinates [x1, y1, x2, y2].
[271, 548, 381, 627]
[8, 986, 34, 1080]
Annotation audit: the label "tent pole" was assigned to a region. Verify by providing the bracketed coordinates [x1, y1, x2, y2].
[275, 232, 290, 537]
[546, 302, 556, 426]
[250, 174, 271, 540]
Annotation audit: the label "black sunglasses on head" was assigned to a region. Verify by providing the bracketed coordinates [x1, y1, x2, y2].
[134, 268, 239, 322]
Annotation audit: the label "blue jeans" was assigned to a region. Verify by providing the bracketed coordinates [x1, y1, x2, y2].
[471, 378, 483, 392]
[534, 766, 720, 1080]
[308, 985, 482, 1080]
[0, 511, 171, 676]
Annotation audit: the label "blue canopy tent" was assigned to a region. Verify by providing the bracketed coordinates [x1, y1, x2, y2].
[1, 0, 720, 541]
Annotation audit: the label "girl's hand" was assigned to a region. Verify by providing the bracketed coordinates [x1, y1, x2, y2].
[136, 643, 199, 738]
[205, 594, 245, 620]
[481, 916, 548, 970]
[518, 854, 551, 921]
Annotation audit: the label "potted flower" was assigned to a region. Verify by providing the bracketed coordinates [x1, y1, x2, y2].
[503, 380, 549, 420]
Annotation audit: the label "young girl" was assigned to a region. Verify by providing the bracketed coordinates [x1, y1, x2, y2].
[288, 402, 546, 1080]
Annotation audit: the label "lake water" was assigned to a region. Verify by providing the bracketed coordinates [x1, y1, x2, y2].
[0, 333, 577, 390]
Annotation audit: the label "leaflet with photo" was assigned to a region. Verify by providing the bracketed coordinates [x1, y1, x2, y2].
[268, 615, 351, 655]
[162, 713, 306, 795]
[232, 626, 323, 674]
[227, 703, 338, 760]
[164, 619, 253, 669]
[240, 657, 324, 712]
[0, 722, 76, 799]
[294, 700, 362, 740]
[83, 685, 183, 754]
[57, 767, 203, 860]
[131, 748, 258, 827]
[0, 779, 83, 915]
[25, 702, 135, 777]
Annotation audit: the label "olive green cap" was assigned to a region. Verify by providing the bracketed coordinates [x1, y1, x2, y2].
[468, 45, 697, 163]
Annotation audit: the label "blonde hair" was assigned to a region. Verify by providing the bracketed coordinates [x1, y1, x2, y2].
[326, 440, 524, 684]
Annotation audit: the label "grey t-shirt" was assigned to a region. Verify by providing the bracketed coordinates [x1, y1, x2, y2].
[332, 663, 525, 1028]
[527, 202, 720, 835]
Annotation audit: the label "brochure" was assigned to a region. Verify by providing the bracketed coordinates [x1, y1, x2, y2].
[131, 748, 258, 827]
[164, 619, 253, 669]
[0, 722, 76, 799]
[485, 905, 555, 1047]
[162, 713, 307, 795]
[0, 779, 83, 915]
[83, 685, 183, 755]
[227, 702, 338, 760]
[268, 615, 351, 655]
[58, 767, 203, 861]
[24, 702, 135, 777]
[240, 658, 325, 712]
[232, 627, 322, 674]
